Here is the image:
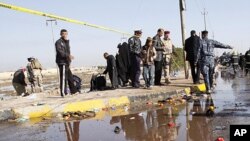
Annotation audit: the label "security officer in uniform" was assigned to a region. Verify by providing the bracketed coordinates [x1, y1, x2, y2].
[231, 50, 239, 74]
[196, 31, 232, 94]
[128, 30, 142, 88]
[162, 30, 175, 84]
[245, 48, 250, 76]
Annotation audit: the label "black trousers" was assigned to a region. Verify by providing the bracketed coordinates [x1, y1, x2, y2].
[58, 64, 77, 96]
[189, 61, 201, 84]
[130, 54, 141, 87]
[154, 60, 163, 85]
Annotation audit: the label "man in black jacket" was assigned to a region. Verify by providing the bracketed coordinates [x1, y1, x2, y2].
[128, 30, 142, 88]
[55, 29, 78, 97]
[185, 30, 201, 84]
[103, 53, 119, 89]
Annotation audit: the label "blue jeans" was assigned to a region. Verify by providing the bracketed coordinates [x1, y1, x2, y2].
[143, 65, 155, 87]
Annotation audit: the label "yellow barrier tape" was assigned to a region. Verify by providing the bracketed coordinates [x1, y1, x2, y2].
[0, 2, 131, 36]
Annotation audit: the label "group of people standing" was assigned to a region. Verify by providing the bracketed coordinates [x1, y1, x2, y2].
[185, 30, 233, 94]
[12, 28, 234, 97]
[103, 28, 177, 90]
[104, 29, 233, 94]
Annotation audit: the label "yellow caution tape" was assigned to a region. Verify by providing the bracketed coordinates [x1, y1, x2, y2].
[0, 2, 131, 36]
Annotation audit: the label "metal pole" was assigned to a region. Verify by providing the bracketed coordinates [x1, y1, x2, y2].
[201, 8, 208, 31]
[179, 0, 189, 79]
[46, 19, 59, 83]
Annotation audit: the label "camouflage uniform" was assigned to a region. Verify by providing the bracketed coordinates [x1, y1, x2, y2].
[162, 38, 174, 83]
[196, 38, 232, 92]
[26, 61, 43, 93]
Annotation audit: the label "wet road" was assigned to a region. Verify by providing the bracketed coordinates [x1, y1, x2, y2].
[1, 70, 250, 141]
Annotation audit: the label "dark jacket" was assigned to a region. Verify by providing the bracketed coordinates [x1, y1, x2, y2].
[55, 38, 71, 65]
[116, 42, 130, 83]
[104, 55, 119, 87]
[12, 69, 27, 86]
[153, 35, 164, 61]
[196, 38, 232, 64]
[104, 55, 117, 74]
[128, 36, 142, 55]
[185, 35, 200, 62]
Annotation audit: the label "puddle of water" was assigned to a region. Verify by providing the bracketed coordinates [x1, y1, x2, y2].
[1, 71, 250, 141]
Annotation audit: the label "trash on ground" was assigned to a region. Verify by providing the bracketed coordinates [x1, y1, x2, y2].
[146, 101, 153, 105]
[114, 126, 121, 134]
[111, 106, 116, 110]
[216, 137, 225, 141]
[62, 111, 96, 120]
[13, 116, 30, 123]
[190, 111, 196, 115]
[138, 113, 144, 116]
[124, 106, 129, 112]
[92, 108, 100, 112]
[167, 122, 175, 128]
[215, 126, 226, 130]
[130, 117, 135, 120]
[32, 102, 46, 106]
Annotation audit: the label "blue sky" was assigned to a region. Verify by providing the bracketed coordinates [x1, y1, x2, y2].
[0, 0, 250, 71]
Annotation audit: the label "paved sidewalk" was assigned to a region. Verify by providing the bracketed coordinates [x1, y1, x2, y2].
[0, 77, 206, 121]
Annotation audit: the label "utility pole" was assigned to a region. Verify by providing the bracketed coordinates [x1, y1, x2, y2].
[179, 0, 189, 79]
[201, 8, 208, 30]
[46, 19, 59, 82]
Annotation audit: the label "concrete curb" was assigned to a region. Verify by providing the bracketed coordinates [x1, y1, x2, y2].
[0, 84, 206, 121]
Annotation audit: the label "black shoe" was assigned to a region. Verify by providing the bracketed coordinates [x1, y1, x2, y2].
[155, 83, 164, 86]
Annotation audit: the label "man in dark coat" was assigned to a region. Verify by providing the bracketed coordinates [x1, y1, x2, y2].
[103, 53, 119, 89]
[116, 42, 130, 86]
[128, 30, 142, 88]
[185, 30, 201, 84]
[55, 29, 78, 97]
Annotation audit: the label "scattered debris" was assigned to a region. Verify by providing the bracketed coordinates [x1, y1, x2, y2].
[124, 106, 129, 112]
[206, 108, 215, 117]
[190, 111, 196, 115]
[92, 108, 100, 112]
[21, 92, 30, 97]
[32, 102, 46, 106]
[215, 126, 226, 131]
[182, 95, 193, 102]
[111, 106, 116, 111]
[167, 122, 175, 128]
[130, 117, 135, 120]
[216, 137, 225, 141]
[11, 116, 30, 123]
[146, 101, 153, 105]
[102, 107, 109, 111]
[62, 111, 96, 120]
[138, 113, 144, 116]
[114, 126, 121, 134]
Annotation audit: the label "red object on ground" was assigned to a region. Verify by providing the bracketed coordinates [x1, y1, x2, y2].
[168, 122, 175, 127]
[216, 137, 224, 141]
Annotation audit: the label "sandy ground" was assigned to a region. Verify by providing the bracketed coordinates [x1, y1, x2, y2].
[0, 66, 102, 96]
